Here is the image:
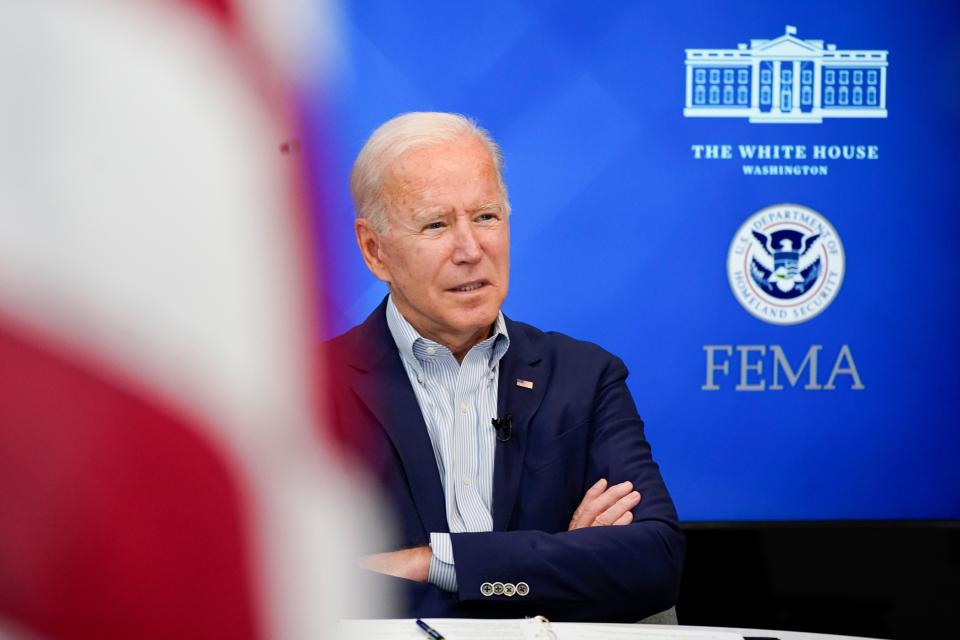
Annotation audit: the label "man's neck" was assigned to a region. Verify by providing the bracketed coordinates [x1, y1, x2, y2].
[412, 321, 493, 364]
[390, 299, 495, 364]
[446, 325, 495, 363]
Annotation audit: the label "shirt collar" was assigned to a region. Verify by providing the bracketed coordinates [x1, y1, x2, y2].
[385, 295, 510, 373]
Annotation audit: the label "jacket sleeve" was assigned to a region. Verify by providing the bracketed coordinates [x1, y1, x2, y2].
[448, 355, 685, 622]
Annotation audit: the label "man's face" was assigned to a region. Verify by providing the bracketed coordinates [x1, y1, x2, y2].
[357, 134, 510, 352]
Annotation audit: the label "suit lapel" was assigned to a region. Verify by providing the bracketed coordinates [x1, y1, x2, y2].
[492, 318, 548, 530]
[345, 301, 448, 535]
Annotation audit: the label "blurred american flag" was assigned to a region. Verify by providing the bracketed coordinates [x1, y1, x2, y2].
[0, 0, 387, 638]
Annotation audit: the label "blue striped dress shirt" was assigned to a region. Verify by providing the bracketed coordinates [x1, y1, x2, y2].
[385, 296, 510, 592]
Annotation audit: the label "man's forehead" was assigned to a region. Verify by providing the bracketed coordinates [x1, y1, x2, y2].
[382, 142, 501, 201]
[387, 136, 494, 180]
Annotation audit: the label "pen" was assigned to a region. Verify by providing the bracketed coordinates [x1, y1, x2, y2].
[415, 618, 445, 640]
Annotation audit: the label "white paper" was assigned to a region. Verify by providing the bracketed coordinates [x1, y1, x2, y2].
[553, 622, 745, 640]
[339, 618, 527, 640]
[338, 619, 744, 640]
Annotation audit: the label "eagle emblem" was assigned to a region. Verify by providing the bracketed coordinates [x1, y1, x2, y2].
[728, 204, 845, 325]
[749, 229, 821, 299]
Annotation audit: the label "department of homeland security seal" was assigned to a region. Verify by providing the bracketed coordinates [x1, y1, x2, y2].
[727, 204, 845, 325]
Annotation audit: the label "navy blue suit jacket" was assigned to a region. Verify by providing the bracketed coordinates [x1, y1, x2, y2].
[323, 300, 684, 622]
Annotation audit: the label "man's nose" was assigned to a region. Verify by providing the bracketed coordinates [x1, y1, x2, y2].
[451, 218, 483, 264]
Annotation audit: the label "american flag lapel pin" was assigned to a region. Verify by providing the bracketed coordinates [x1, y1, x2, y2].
[516, 379, 534, 390]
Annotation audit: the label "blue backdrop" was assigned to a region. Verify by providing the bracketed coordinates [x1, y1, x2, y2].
[312, 1, 960, 521]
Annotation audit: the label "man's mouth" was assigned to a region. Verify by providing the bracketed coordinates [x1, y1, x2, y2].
[448, 280, 488, 293]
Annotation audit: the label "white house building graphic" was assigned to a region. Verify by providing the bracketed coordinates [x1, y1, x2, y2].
[684, 26, 888, 123]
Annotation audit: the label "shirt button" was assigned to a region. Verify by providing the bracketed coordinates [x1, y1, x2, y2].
[488, 371, 495, 380]
[426, 346, 436, 355]
[459, 402, 468, 414]
[462, 475, 471, 486]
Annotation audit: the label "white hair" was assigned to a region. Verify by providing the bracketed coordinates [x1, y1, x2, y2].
[350, 112, 509, 234]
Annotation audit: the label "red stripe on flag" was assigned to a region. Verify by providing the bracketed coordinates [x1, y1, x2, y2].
[177, 0, 237, 30]
[0, 321, 263, 640]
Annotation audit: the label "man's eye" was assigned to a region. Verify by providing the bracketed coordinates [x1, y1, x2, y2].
[423, 221, 445, 231]
[476, 213, 498, 222]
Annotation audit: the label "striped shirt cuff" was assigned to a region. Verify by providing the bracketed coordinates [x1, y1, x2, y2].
[428, 532, 458, 592]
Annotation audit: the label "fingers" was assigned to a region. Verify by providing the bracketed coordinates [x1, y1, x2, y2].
[568, 480, 638, 530]
[583, 477, 608, 501]
[613, 511, 634, 526]
[583, 481, 634, 525]
[595, 490, 641, 526]
[568, 478, 607, 530]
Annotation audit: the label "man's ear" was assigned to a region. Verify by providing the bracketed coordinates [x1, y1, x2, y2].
[354, 218, 391, 283]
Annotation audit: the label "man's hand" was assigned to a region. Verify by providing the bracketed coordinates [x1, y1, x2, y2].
[359, 545, 432, 583]
[568, 478, 641, 531]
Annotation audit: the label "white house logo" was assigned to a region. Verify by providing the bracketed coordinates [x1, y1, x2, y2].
[684, 26, 888, 123]
[727, 204, 844, 325]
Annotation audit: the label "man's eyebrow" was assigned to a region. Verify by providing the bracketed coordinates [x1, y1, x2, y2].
[411, 206, 450, 222]
[467, 201, 504, 213]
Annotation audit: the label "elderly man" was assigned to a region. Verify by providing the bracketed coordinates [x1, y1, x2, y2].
[324, 112, 683, 621]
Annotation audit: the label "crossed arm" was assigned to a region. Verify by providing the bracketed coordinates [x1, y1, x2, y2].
[359, 478, 641, 582]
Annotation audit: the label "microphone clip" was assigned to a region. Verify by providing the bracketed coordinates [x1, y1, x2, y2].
[491, 414, 513, 442]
